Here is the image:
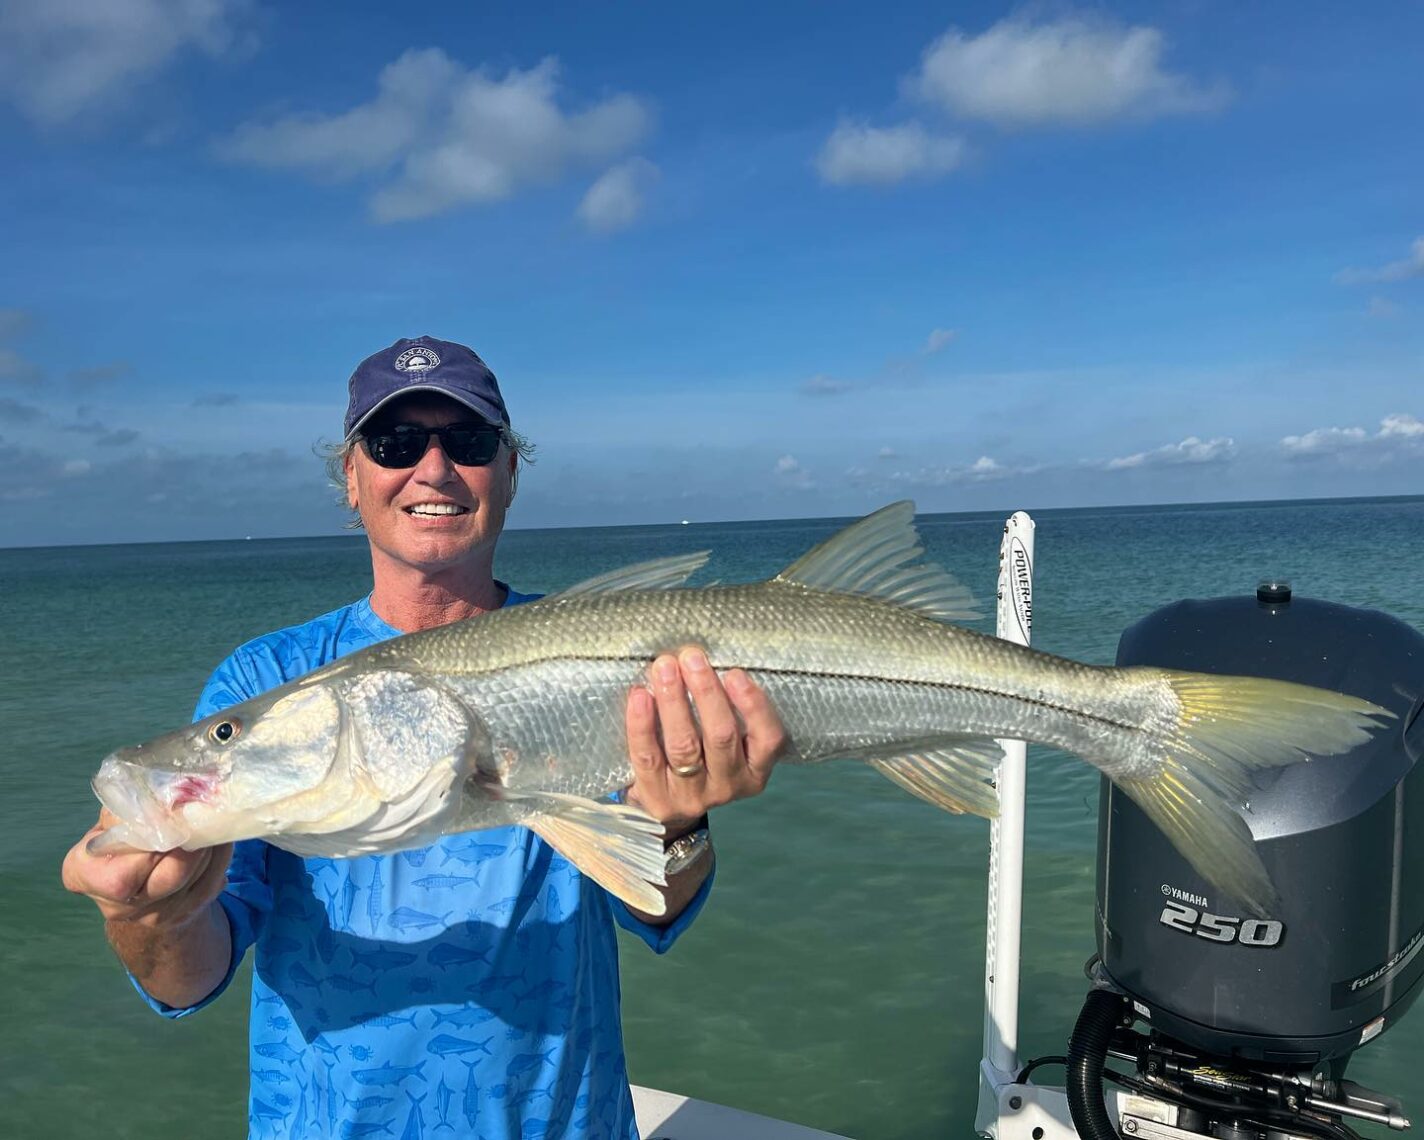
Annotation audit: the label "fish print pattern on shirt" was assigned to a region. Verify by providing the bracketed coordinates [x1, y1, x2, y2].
[129, 593, 712, 1139]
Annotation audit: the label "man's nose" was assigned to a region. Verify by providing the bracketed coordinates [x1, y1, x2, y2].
[411, 432, 457, 479]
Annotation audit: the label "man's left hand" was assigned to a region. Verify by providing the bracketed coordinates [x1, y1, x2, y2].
[623, 647, 785, 832]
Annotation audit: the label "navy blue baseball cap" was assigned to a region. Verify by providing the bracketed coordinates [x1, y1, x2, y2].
[343, 335, 510, 441]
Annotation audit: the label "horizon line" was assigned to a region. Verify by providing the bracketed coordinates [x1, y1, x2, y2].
[3, 491, 1421, 554]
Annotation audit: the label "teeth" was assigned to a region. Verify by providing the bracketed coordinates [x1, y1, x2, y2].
[407, 503, 466, 516]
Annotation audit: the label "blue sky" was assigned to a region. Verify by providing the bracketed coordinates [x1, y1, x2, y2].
[1, 1, 1420, 546]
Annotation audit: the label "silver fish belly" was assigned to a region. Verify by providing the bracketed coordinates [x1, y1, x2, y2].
[91, 502, 1391, 917]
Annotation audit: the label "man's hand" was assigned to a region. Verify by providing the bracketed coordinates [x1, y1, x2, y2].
[62, 808, 232, 928]
[623, 647, 785, 832]
[62, 809, 235, 1008]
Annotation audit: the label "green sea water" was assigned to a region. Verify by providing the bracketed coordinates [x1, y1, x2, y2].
[2, 496, 1422, 1139]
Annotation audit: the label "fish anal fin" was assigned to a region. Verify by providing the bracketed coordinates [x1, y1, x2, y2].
[516, 792, 669, 915]
[839, 735, 1001, 818]
[557, 552, 711, 598]
[772, 501, 980, 622]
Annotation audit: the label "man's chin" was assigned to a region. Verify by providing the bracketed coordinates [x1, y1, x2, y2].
[379, 529, 494, 573]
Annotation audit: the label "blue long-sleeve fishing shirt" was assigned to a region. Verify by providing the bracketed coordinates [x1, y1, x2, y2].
[132, 590, 711, 1139]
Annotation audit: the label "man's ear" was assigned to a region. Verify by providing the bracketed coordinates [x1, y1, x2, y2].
[345, 450, 359, 511]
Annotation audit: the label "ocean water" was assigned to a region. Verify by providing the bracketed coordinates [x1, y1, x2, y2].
[2, 496, 1421, 1139]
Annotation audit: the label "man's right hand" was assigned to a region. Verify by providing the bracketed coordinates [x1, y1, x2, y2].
[62, 808, 233, 928]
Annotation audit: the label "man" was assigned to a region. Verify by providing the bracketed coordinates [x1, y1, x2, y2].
[63, 336, 786, 1138]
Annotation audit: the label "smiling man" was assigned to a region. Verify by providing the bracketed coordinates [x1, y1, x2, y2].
[64, 335, 786, 1139]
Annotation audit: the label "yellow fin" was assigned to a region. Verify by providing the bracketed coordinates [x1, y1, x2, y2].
[1118, 760, 1279, 918]
[858, 736, 1002, 818]
[1119, 669, 1395, 916]
[1155, 669, 1394, 801]
[521, 793, 669, 915]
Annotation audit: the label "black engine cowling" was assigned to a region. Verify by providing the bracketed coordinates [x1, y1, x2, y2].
[1096, 587, 1424, 1065]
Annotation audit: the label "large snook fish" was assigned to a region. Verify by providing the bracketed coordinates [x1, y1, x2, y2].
[90, 502, 1391, 917]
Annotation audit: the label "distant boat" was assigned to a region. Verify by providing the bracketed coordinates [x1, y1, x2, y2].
[680, 520, 690, 525]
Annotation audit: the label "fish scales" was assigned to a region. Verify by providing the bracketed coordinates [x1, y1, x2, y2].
[90, 502, 1392, 917]
[380, 582, 1145, 785]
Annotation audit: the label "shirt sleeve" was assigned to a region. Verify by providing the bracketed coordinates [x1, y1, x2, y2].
[130, 651, 276, 1018]
[609, 860, 716, 954]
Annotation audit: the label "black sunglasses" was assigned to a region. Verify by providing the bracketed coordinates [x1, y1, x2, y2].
[360, 422, 504, 469]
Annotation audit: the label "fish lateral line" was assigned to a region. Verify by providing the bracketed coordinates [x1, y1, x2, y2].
[447, 648, 1149, 736]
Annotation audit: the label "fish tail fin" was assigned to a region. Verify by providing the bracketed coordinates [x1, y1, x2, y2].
[519, 793, 668, 915]
[862, 736, 1002, 818]
[1117, 668, 1393, 917]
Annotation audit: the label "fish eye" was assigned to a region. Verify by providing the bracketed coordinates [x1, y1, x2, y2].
[209, 719, 241, 745]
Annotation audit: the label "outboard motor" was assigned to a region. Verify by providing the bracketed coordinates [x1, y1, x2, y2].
[1069, 585, 1424, 1140]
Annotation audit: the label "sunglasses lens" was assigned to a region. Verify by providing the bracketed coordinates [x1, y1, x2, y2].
[442, 425, 502, 466]
[362, 423, 502, 468]
[364, 429, 428, 468]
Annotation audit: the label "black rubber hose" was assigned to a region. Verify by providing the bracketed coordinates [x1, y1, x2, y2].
[1066, 989, 1127, 1140]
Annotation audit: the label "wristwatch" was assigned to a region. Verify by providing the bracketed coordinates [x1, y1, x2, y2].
[663, 815, 712, 876]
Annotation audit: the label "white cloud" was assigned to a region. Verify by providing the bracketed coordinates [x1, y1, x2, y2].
[799, 374, 853, 397]
[1367, 296, 1401, 318]
[1280, 414, 1424, 460]
[1279, 426, 1367, 456]
[774, 454, 815, 489]
[1381, 414, 1424, 438]
[218, 48, 458, 179]
[219, 52, 651, 222]
[922, 328, 958, 355]
[816, 120, 967, 186]
[62, 459, 93, 477]
[577, 157, 659, 233]
[1105, 436, 1235, 470]
[909, 15, 1228, 128]
[1336, 237, 1424, 286]
[891, 454, 1038, 486]
[0, 0, 251, 126]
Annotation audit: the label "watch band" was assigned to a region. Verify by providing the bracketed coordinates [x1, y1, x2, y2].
[663, 824, 712, 876]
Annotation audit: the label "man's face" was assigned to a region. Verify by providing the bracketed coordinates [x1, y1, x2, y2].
[345, 394, 517, 576]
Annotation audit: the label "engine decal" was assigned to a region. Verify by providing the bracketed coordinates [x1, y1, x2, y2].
[1332, 924, 1424, 1008]
[1157, 899, 1284, 947]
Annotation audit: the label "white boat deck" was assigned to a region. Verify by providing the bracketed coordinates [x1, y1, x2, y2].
[632, 1085, 852, 1140]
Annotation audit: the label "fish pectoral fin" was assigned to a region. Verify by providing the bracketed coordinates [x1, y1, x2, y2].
[556, 551, 711, 597]
[513, 792, 670, 916]
[843, 735, 1002, 818]
[770, 501, 980, 622]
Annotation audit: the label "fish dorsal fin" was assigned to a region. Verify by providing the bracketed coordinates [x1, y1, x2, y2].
[558, 551, 711, 597]
[773, 501, 980, 621]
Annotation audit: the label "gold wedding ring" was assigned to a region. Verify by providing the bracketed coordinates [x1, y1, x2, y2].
[671, 762, 704, 777]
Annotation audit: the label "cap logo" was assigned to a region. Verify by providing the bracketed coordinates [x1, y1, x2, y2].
[395, 347, 440, 373]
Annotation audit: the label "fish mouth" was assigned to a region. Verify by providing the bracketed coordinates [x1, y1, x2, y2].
[89, 751, 196, 854]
